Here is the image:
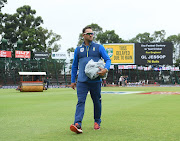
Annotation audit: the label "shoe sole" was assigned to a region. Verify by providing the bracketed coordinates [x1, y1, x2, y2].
[70, 124, 83, 134]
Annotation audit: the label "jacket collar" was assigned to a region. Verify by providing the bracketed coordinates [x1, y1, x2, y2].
[82, 41, 94, 47]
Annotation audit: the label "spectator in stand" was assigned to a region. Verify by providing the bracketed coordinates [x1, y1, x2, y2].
[122, 76, 125, 87]
[102, 78, 107, 87]
[116, 79, 119, 86]
[119, 76, 123, 86]
[44, 77, 50, 89]
[125, 75, 129, 86]
[46, 77, 49, 88]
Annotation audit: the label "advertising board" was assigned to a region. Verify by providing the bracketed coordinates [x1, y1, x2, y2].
[104, 43, 135, 64]
[135, 43, 173, 65]
[15, 50, 31, 58]
[0, 51, 12, 58]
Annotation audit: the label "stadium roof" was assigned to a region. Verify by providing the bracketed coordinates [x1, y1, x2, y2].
[18, 72, 46, 75]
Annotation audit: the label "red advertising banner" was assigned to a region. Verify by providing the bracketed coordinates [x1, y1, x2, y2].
[15, 50, 31, 58]
[0, 50, 12, 58]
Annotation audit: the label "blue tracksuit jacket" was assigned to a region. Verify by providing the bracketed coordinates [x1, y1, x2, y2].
[71, 41, 111, 83]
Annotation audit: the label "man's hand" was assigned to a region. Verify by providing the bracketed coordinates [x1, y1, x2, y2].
[97, 67, 108, 76]
[71, 83, 76, 90]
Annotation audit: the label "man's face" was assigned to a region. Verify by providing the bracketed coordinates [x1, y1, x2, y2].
[83, 28, 94, 42]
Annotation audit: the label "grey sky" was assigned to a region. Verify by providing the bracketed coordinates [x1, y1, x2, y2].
[2, 0, 180, 52]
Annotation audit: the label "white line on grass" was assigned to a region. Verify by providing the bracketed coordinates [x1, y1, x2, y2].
[101, 91, 143, 94]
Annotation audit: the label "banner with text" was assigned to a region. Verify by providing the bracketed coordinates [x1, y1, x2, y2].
[0, 50, 12, 58]
[34, 52, 49, 58]
[135, 43, 173, 65]
[118, 65, 136, 69]
[104, 43, 135, 64]
[52, 52, 67, 59]
[15, 50, 31, 58]
[110, 65, 114, 70]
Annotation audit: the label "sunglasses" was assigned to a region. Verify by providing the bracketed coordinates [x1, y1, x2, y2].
[84, 32, 94, 35]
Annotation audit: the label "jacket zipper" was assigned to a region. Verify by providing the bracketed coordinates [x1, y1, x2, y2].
[86, 46, 89, 57]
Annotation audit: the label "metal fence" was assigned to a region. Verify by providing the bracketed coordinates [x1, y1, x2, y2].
[0, 58, 180, 86]
[106, 65, 180, 85]
[0, 58, 71, 86]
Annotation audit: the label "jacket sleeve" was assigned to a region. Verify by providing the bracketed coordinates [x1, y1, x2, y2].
[99, 45, 111, 70]
[71, 48, 78, 83]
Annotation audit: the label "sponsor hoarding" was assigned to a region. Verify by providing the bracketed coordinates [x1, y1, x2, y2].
[0, 50, 12, 58]
[110, 65, 114, 70]
[15, 50, 31, 58]
[104, 43, 135, 64]
[118, 65, 136, 69]
[135, 43, 173, 65]
[34, 52, 49, 58]
[52, 52, 67, 59]
[171, 67, 180, 71]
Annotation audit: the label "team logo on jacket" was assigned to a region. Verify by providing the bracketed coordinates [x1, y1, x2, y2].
[93, 47, 95, 51]
[106, 48, 113, 58]
[80, 48, 84, 52]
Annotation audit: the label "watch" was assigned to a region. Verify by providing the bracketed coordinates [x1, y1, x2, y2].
[105, 68, 108, 73]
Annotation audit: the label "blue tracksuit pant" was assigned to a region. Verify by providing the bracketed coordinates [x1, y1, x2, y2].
[74, 81, 101, 126]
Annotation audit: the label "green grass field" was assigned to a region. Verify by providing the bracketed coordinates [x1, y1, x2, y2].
[1, 87, 180, 141]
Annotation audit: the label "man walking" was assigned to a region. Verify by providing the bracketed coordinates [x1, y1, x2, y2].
[70, 26, 111, 134]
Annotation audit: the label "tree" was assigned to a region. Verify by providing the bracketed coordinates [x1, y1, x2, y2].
[96, 30, 122, 44]
[77, 23, 103, 46]
[128, 32, 153, 43]
[89, 23, 103, 42]
[0, 0, 7, 11]
[2, 13, 20, 50]
[45, 29, 61, 53]
[77, 33, 83, 46]
[166, 34, 180, 63]
[67, 47, 75, 57]
[152, 30, 166, 42]
[15, 5, 44, 51]
[174, 58, 180, 67]
[0, 0, 7, 34]
[67, 47, 75, 71]
[1, 5, 61, 54]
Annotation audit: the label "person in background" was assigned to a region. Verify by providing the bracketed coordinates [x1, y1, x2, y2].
[34, 75, 40, 81]
[121, 76, 125, 87]
[119, 76, 123, 86]
[116, 79, 119, 86]
[125, 75, 129, 86]
[46, 77, 49, 88]
[43, 77, 49, 89]
[70, 26, 111, 134]
[102, 78, 107, 87]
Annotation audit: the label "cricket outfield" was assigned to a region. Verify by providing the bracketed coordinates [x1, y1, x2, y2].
[0, 86, 180, 141]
